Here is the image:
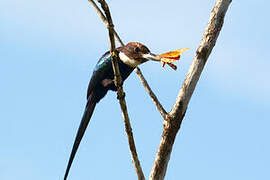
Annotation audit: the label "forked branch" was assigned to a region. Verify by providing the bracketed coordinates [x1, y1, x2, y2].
[149, 1, 232, 179]
[89, 0, 232, 180]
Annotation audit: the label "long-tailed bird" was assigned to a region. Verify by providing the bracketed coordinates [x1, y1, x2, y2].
[64, 42, 161, 179]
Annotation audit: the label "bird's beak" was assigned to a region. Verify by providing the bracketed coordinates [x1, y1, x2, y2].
[142, 53, 161, 61]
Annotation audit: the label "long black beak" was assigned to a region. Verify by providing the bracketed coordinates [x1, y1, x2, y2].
[142, 52, 161, 61]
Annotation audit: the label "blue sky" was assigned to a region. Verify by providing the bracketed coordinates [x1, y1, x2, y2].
[1, 0, 269, 179]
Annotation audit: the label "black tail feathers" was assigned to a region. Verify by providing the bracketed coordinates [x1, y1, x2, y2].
[64, 96, 97, 180]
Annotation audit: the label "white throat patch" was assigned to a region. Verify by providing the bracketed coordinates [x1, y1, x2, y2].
[119, 52, 141, 67]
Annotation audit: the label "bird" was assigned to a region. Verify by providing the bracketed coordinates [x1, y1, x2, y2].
[64, 42, 161, 180]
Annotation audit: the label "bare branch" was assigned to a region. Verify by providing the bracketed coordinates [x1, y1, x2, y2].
[135, 68, 167, 120]
[88, 0, 124, 46]
[95, 0, 145, 179]
[150, 1, 232, 179]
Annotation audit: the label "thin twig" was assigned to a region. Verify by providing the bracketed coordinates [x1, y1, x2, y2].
[88, 0, 167, 119]
[88, 0, 124, 47]
[96, 0, 145, 179]
[150, 1, 232, 180]
[135, 68, 167, 120]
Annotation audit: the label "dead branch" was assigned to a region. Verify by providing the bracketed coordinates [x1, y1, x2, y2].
[135, 68, 167, 120]
[95, 0, 145, 179]
[149, 1, 232, 180]
[88, 0, 123, 46]
[88, 0, 124, 46]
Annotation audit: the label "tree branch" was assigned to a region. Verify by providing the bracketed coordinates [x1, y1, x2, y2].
[88, 0, 124, 46]
[149, 1, 232, 179]
[88, 0, 167, 120]
[135, 68, 167, 120]
[95, 0, 145, 179]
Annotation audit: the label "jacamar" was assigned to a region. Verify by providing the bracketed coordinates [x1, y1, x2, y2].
[64, 42, 161, 179]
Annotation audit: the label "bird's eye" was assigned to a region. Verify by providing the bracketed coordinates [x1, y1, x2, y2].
[134, 47, 140, 53]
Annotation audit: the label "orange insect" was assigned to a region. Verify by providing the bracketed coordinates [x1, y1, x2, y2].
[159, 48, 189, 70]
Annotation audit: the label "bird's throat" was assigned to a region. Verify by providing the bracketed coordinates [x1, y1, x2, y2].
[119, 52, 141, 67]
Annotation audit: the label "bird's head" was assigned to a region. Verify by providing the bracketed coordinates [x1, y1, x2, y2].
[118, 42, 161, 67]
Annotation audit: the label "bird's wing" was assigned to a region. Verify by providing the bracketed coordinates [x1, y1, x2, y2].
[87, 51, 112, 99]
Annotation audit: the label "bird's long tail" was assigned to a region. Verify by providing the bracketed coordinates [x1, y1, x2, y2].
[64, 96, 96, 180]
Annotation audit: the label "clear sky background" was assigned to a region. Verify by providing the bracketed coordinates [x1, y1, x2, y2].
[1, 0, 269, 180]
